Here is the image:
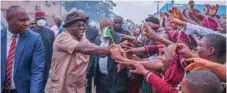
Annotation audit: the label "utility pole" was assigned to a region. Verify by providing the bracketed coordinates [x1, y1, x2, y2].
[60, 1, 62, 18]
[154, 1, 162, 17]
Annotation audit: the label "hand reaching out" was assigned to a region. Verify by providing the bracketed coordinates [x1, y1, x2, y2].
[109, 44, 123, 61]
[176, 43, 197, 58]
[205, 4, 219, 17]
[143, 22, 160, 31]
[130, 62, 150, 75]
[210, 4, 219, 16]
[121, 38, 138, 48]
[185, 58, 213, 71]
[143, 22, 160, 41]
[168, 16, 186, 26]
[171, 7, 182, 19]
[123, 45, 142, 54]
[116, 58, 138, 73]
[110, 44, 137, 64]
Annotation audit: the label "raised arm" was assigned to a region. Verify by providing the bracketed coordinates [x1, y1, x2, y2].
[181, 9, 199, 25]
[169, 16, 222, 36]
[118, 53, 164, 72]
[130, 63, 178, 93]
[185, 58, 226, 82]
[207, 62, 226, 82]
[74, 43, 110, 56]
[55, 33, 110, 56]
[139, 59, 164, 72]
[143, 22, 173, 46]
[124, 45, 160, 55]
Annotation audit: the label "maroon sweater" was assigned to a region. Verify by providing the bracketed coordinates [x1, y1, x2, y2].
[145, 73, 178, 93]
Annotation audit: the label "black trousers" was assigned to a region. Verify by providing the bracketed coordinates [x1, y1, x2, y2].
[2, 89, 17, 93]
[96, 74, 126, 93]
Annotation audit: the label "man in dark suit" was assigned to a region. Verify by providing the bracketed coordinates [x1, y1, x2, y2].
[32, 10, 55, 87]
[113, 16, 130, 35]
[1, 5, 45, 93]
[85, 16, 99, 93]
[93, 18, 129, 93]
[85, 16, 99, 43]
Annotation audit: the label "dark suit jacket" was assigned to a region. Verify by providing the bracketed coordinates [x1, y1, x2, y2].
[93, 31, 129, 92]
[85, 25, 99, 43]
[86, 26, 99, 78]
[1, 28, 45, 93]
[32, 27, 55, 87]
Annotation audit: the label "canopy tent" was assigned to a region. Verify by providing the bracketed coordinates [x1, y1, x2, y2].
[154, 3, 226, 16]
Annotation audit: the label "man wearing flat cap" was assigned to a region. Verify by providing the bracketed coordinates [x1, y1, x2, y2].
[45, 10, 111, 93]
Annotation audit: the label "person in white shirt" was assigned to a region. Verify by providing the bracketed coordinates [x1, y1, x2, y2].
[50, 17, 62, 36]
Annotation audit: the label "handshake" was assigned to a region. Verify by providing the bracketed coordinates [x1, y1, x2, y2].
[108, 44, 139, 72]
[109, 44, 136, 65]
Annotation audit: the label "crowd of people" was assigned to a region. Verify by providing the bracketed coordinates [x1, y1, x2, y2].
[0, 0, 226, 93]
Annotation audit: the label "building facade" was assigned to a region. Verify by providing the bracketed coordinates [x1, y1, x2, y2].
[1, 1, 67, 25]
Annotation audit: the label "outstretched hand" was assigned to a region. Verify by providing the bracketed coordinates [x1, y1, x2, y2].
[143, 22, 160, 31]
[168, 16, 186, 26]
[123, 45, 143, 54]
[171, 7, 182, 19]
[110, 44, 137, 64]
[121, 37, 138, 48]
[185, 58, 212, 71]
[143, 22, 160, 41]
[130, 62, 150, 75]
[109, 44, 123, 61]
[205, 4, 219, 17]
[176, 43, 196, 58]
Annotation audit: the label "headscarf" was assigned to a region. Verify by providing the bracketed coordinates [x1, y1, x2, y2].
[201, 16, 218, 31]
[167, 30, 191, 44]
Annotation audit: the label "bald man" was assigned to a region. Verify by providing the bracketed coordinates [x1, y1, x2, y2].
[113, 16, 130, 35]
[92, 18, 129, 93]
[1, 5, 45, 93]
[112, 16, 131, 44]
[113, 16, 124, 32]
[86, 18, 113, 93]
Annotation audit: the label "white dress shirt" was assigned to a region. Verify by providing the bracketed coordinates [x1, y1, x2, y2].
[7, 30, 19, 89]
[98, 37, 109, 74]
[50, 25, 59, 36]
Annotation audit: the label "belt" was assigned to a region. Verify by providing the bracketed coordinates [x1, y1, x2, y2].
[2, 89, 16, 93]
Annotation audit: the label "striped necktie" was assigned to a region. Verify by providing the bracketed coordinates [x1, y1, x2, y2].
[5, 34, 17, 89]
